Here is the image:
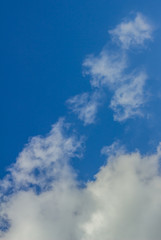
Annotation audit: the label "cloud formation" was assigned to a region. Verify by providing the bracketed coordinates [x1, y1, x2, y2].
[83, 52, 127, 88]
[0, 122, 161, 240]
[67, 91, 102, 125]
[109, 13, 153, 49]
[67, 13, 153, 123]
[84, 51, 147, 121]
[0, 119, 84, 240]
[0, 12, 159, 240]
[0, 119, 82, 194]
[110, 71, 147, 121]
[82, 144, 161, 240]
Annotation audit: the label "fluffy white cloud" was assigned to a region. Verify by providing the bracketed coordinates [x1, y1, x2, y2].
[1, 126, 161, 240]
[109, 13, 153, 49]
[82, 144, 161, 240]
[67, 91, 102, 125]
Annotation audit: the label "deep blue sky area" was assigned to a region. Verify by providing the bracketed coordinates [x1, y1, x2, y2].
[1, 0, 161, 180]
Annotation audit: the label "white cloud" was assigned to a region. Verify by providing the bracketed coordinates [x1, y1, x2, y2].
[0, 119, 83, 194]
[67, 91, 102, 125]
[82, 144, 161, 240]
[66, 13, 153, 123]
[1, 129, 161, 240]
[109, 13, 153, 49]
[0, 119, 86, 240]
[83, 51, 127, 88]
[110, 71, 147, 121]
[83, 49, 147, 121]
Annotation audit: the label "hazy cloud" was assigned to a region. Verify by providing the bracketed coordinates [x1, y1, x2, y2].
[81, 13, 152, 122]
[110, 71, 147, 121]
[83, 51, 127, 88]
[109, 13, 153, 49]
[67, 13, 153, 123]
[67, 91, 102, 125]
[83, 49, 147, 121]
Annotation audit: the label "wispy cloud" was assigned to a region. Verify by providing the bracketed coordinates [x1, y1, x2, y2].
[67, 13, 153, 123]
[83, 51, 127, 88]
[110, 71, 147, 121]
[67, 91, 102, 125]
[83, 49, 148, 122]
[1, 125, 161, 240]
[109, 13, 153, 49]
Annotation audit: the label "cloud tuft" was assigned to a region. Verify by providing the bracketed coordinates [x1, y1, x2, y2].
[109, 13, 153, 49]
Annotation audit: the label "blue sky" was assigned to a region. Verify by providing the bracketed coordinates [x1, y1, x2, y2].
[1, 1, 161, 239]
[1, 0, 161, 179]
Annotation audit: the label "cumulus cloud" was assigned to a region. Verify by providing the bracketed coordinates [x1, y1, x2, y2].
[0, 125, 161, 240]
[82, 144, 161, 240]
[67, 91, 102, 125]
[109, 13, 153, 49]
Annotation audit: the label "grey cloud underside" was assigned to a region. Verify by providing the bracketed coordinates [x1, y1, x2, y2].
[67, 13, 153, 123]
[1, 120, 161, 240]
